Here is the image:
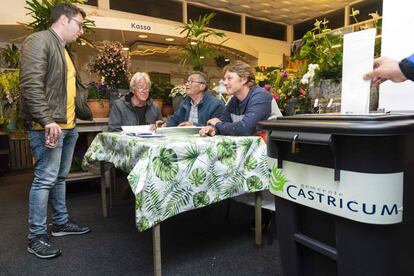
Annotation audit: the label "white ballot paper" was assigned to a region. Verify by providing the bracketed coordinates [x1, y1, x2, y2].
[341, 28, 376, 115]
[121, 125, 164, 137]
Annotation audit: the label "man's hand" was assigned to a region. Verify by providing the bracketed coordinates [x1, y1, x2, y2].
[363, 56, 407, 87]
[199, 125, 216, 137]
[207, 118, 222, 126]
[44, 122, 61, 144]
[178, 121, 193, 127]
[155, 120, 166, 128]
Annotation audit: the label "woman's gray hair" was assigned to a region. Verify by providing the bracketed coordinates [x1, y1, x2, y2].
[130, 72, 151, 89]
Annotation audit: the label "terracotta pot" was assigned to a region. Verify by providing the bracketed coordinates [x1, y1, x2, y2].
[87, 99, 110, 118]
[152, 99, 163, 111]
[162, 104, 173, 117]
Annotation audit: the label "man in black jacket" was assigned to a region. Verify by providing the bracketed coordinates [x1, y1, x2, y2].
[20, 3, 92, 259]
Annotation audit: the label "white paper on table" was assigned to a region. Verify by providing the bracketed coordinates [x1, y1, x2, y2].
[341, 28, 376, 115]
[121, 125, 152, 135]
[379, 0, 414, 111]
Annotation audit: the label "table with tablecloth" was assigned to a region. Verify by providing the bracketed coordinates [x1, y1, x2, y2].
[83, 132, 270, 230]
[82, 132, 271, 275]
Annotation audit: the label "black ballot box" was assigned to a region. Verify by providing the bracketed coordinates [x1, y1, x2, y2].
[257, 113, 414, 276]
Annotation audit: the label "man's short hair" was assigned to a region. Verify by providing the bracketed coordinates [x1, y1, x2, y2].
[51, 3, 86, 24]
[223, 61, 256, 87]
[189, 71, 209, 91]
[130, 72, 151, 89]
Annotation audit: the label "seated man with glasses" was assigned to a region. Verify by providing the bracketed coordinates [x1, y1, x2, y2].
[161, 71, 225, 127]
[108, 72, 162, 132]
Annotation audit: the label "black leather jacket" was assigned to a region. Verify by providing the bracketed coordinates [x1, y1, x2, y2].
[20, 28, 91, 127]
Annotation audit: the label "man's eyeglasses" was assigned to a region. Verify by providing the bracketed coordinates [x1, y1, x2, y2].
[185, 80, 205, 85]
[134, 86, 150, 92]
[70, 17, 84, 30]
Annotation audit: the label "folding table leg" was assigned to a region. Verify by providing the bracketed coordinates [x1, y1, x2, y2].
[100, 161, 107, 217]
[153, 224, 162, 276]
[255, 191, 262, 247]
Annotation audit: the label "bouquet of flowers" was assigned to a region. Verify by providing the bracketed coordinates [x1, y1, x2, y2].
[87, 41, 131, 89]
[256, 67, 310, 114]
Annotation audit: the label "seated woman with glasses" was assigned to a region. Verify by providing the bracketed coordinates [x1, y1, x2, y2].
[159, 71, 225, 127]
[108, 72, 163, 132]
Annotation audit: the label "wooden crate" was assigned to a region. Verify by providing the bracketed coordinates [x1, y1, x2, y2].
[9, 137, 33, 170]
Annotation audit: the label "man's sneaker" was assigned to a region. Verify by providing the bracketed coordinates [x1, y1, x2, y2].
[27, 235, 61, 259]
[51, 220, 91, 237]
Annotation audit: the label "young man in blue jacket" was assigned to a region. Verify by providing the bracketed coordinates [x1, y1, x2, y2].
[363, 54, 414, 86]
[199, 61, 273, 137]
[164, 71, 225, 127]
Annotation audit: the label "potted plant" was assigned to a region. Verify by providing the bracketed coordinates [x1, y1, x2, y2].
[169, 85, 186, 112]
[86, 81, 110, 118]
[24, 0, 95, 39]
[150, 82, 174, 116]
[179, 13, 226, 71]
[87, 40, 131, 105]
[1, 44, 20, 69]
[0, 71, 20, 130]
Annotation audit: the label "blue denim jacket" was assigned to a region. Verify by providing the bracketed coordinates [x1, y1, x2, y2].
[166, 92, 225, 126]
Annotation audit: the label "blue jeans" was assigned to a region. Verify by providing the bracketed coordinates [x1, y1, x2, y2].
[28, 128, 79, 239]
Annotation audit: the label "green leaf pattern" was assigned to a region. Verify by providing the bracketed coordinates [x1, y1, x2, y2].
[82, 133, 270, 231]
[270, 164, 289, 192]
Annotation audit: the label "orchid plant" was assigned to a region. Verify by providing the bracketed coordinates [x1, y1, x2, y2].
[87, 41, 131, 89]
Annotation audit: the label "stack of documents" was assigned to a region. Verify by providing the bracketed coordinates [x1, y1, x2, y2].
[121, 125, 164, 138]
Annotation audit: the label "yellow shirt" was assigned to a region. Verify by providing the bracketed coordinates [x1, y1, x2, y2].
[33, 49, 76, 130]
[59, 49, 76, 129]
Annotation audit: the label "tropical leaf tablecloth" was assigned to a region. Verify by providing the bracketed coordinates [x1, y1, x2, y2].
[82, 132, 270, 231]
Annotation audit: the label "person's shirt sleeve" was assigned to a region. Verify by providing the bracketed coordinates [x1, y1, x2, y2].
[108, 103, 122, 132]
[166, 109, 180, 127]
[215, 93, 272, 136]
[211, 100, 226, 119]
[399, 53, 414, 81]
[20, 34, 54, 126]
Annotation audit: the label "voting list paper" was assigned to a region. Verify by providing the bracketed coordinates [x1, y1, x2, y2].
[341, 28, 376, 115]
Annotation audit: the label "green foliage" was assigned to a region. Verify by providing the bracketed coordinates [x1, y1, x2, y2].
[255, 67, 310, 114]
[217, 140, 236, 166]
[244, 155, 257, 171]
[151, 82, 174, 104]
[189, 168, 206, 187]
[0, 71, 20, 119]
[193, 191, 210, 208]
[24, 0, 95, 35]
[182, 144, 201, 172]
[165, 186, 192, 217]
[152, 148, 179, 181]
[1, 44, 20, 68]
[270, 165, 289, 192]
[179, 13, 226, 71]
[239, 138, 254, 157]
[246, 175, 263, 191]
[223, 170, 245, 198]
[86, 81, 109, 101]
[292, 19, 343, 83]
